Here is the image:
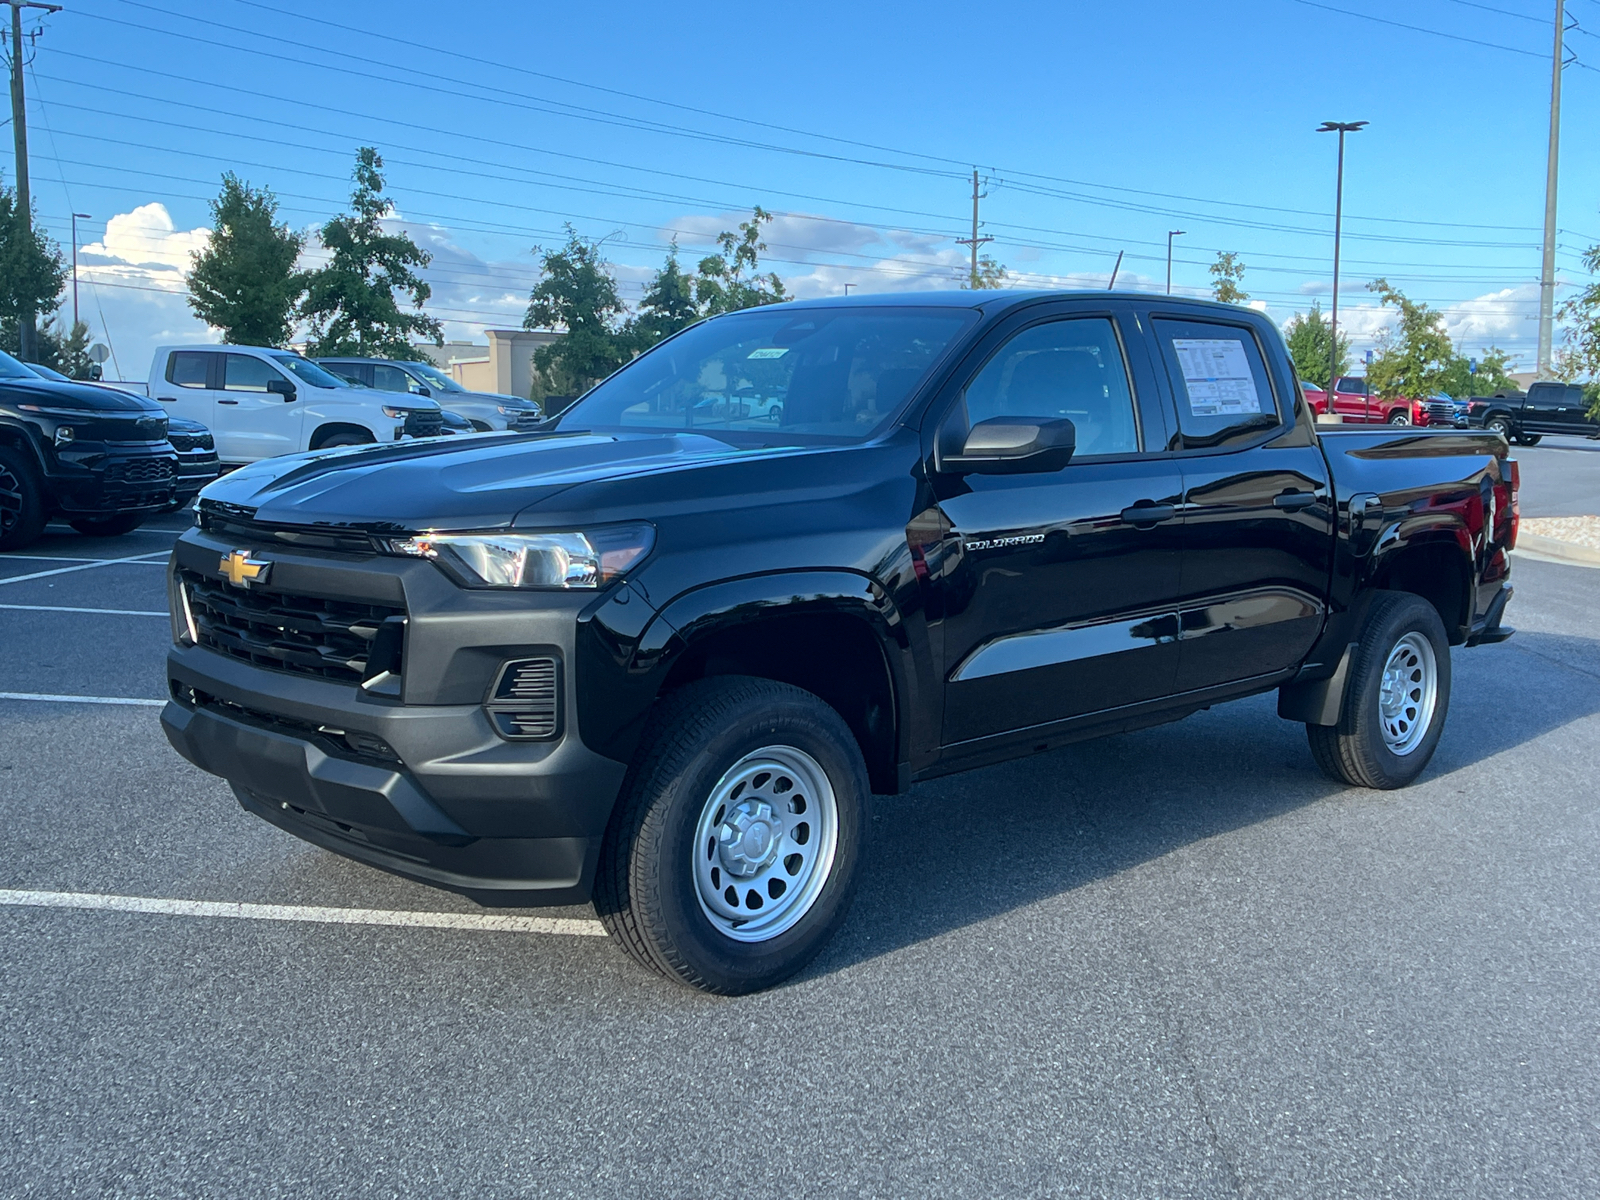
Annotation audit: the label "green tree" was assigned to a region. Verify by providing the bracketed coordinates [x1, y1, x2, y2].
[0, 178, 67, 361]
[1367, 278, 1453, 399]
[1209, 251, 1248, 304]
[186, 173, 306, 347]
[631, 242, 700, 349]
[694, 207, 788, 315]
[1440, 346, 1517, 399]
[960, 254, 1008, 290]
[301, 147, 441, 359]
[1558, 238, 1600, 416]
[1282, 302, 1349, 388]
[524, 226, 632, 399]
[34, 318, 94, 379]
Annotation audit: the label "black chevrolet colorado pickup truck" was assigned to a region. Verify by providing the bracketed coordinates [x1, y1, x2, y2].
[161, 292, 1519, 993]
[0, 348, 179, 549]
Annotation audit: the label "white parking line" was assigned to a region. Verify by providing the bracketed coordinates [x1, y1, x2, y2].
[0, 604, 167, 616]
[0, 551, 170, 586]
[0, 889, 608, 937]
[0, 692, 166, 706]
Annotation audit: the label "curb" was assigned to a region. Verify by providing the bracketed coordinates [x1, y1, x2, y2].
[1511, 531, 1600, 569]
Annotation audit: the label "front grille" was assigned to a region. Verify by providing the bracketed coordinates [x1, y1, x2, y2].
[107, 458, 176, 484]
[1425, 401, 1461, 427]
[486, 657, 560, 739]
[169, 432, 215, 453]
[404, 409, 444, 438]
[197, 505, 377, 554]
[510, 411, 544, 431]
[180, 569, 406, 683]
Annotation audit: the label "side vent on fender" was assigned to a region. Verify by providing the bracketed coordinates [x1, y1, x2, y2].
[486, 657, 561, 740]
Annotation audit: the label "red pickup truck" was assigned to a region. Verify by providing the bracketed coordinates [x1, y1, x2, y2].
[1326, 377, 1458, 427]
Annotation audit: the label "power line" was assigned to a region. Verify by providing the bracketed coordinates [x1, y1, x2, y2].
[1291, 0, 1600, 70]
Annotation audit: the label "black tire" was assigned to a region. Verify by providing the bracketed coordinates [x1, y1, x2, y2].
[1516, 434, 1542, 446]
[69, 513, 145, 537]
[1486, 416, 1513, 441]
[0, 444, 49, 551]
[317, 431, 374, 449]
[1387, 409, 1411, 425]
[1307, 591, 1452, 789]
[594, 676, 868, 995]
[470, 420, 493, 432]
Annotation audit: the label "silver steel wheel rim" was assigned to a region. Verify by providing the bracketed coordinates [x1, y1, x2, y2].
[1378, 632, 1438, 756]
[691, 745, 839, 943]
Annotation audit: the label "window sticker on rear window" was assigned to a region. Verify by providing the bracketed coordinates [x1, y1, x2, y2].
[1172, 338, 1261, 417]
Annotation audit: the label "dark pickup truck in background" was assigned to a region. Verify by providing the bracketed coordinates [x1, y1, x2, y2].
[160, 292, 1519, 994]
[1467, 381, 1599, 446]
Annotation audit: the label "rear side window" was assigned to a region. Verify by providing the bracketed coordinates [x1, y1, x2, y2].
[166, 351, 214, 389]
[223, 354, 281, 392]
[1153, 319, 1282, 450]
[371, 364, 415, 393]
[323, 362, 370, 387]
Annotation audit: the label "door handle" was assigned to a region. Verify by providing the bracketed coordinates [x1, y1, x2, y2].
[217, 399, 239, 405]
[1120, 503, 1177, 527]
[1273, 491, 1319, 510]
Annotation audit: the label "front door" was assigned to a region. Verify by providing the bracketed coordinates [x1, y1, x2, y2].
[1144, 313, 1335, 692]
[926, 308, 1186, 747]
[216, 353, 304, 462]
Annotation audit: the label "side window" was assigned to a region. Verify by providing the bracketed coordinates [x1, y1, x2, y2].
[324, 362, 369, 387]
[961, 317, 1139, 457]
[1153, 319, 1282, 450]
[371, 364, 414, 393]
[223, 354, 281, 392]
[166, 351, 214, 389]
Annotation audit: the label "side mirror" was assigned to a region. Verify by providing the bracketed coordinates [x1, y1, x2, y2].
[942, 416, 1076, 474]
[267, 378, 297, 401]
[412, 384, 432, 398]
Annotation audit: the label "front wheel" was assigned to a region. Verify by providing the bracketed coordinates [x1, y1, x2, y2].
[1515, 434, 1543, 446]
[69, 513, 145, 537]
[317, 431, 375, 449]
[1307, 591, 1451, 789]
[0, 445, 49, 551]
[1387, 409, 1411, 425]
[595, 676, 867, 995]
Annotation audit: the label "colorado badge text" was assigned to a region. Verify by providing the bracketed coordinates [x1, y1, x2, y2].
[218, 549, 272, 588]
[963, 533, 1045, 552]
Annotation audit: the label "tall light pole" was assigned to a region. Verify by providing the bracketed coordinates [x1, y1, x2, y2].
[1166, 230, 1184, 295]
[1318, 120, 1367, 393]
[7, 0, 63, 361]
[1537, 0, 1565, 377]
[70, 210, 89, 329]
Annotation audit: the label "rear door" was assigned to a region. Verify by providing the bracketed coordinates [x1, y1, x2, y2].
[215, 353, 304, 461]
[926, 303, 1187, 747]
[154, 350, 221, 428]
[1143, 312, 1335, 692]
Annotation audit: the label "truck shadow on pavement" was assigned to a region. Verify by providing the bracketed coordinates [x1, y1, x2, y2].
[810, 630, 1600, 979]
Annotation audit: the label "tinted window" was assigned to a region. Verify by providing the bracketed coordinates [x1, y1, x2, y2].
[224, 354, 281, 392]
[372, 364, 416, 393]
[322, 362, 370, 387]
[962, 317, 1139, 456]
[269, 354, 349, 389]
[167, 351, 214, 389]
[0, 348, 33, 380]
[558, 306, 976, 444]
[1153, 319, 1282, 450]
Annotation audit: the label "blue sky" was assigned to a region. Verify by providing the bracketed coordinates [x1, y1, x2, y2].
[12, 0, 1600, 380]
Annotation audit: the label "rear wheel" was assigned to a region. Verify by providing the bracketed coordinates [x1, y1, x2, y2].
[595, 676, 867, 995]
[1307, 591, 1451, 789]
[69, 513, 145, 537]
[1486, 416, 1513, 441]
[0, 445, 49, 551]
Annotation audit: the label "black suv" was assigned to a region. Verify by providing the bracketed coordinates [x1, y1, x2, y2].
[0, 348, 180, 548]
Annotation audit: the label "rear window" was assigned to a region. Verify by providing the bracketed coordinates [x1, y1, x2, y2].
[557, 306, 976, 444]
[166, 351, 214, 389]
[1153, 318, 1283, 450]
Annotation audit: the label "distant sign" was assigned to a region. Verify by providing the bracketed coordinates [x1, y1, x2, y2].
[1364, 349, 1374, 364]
[87, 343, 111, 364]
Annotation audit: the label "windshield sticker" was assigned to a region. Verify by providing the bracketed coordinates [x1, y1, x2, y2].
[1172, 339, 1261, 417]
[747, 347, 789, 359]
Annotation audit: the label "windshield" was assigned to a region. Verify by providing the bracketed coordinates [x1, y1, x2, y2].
[26, 362, 71, 381]
[407, 361, 465, 393]
[270, 353, 349, 389]
[557, 306, 976, 443]
[0, 348, 35, 380]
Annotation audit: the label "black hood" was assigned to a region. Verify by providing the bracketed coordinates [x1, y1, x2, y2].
[0, 377, 163, 414]
[201, 430, 805, 530]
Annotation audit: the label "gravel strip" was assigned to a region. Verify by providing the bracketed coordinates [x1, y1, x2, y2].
[1521, 515, 1600, 551]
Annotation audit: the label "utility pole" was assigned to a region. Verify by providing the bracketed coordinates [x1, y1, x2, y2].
[71, 210, 88, 328]
[1318, 121, 1367, 394]
[6, 0, 62, 362]
[1165, 230, 1184, 295]
[1537, 0, 1566, 378]
[955, 168, 993, 288]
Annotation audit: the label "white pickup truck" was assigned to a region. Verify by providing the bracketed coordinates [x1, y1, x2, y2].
[148, 345, 444, 465]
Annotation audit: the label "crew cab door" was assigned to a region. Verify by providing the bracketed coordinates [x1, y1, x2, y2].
[923, 304, 1185, 747]
[1143, 311, 1335, 692]
[215, 353, 305, 462]
[154, 349, 221, 429]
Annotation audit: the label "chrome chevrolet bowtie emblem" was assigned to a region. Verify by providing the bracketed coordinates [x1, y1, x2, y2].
[219, 549, 271, 588]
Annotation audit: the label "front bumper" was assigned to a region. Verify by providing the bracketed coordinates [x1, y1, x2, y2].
[47, 445, 179, 515]
[161, 527, 635, 905]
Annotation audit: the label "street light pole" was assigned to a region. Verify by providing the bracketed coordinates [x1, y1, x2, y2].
[70, 210, 89, 329]
[6, 0, 63, 361]
[1318, 120, 1367, 394]
[1166, 230, 1184, 295]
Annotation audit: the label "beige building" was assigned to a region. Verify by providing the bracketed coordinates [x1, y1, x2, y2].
[415, 330, 562, 398]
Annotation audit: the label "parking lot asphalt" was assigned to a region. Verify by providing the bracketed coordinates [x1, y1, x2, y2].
[3, 467, 1598, 1198]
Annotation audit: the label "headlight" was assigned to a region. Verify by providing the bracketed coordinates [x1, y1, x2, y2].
[382, 405, 414, 419]
[383, 524, 654, 589]
[496, 404, 530, 416]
